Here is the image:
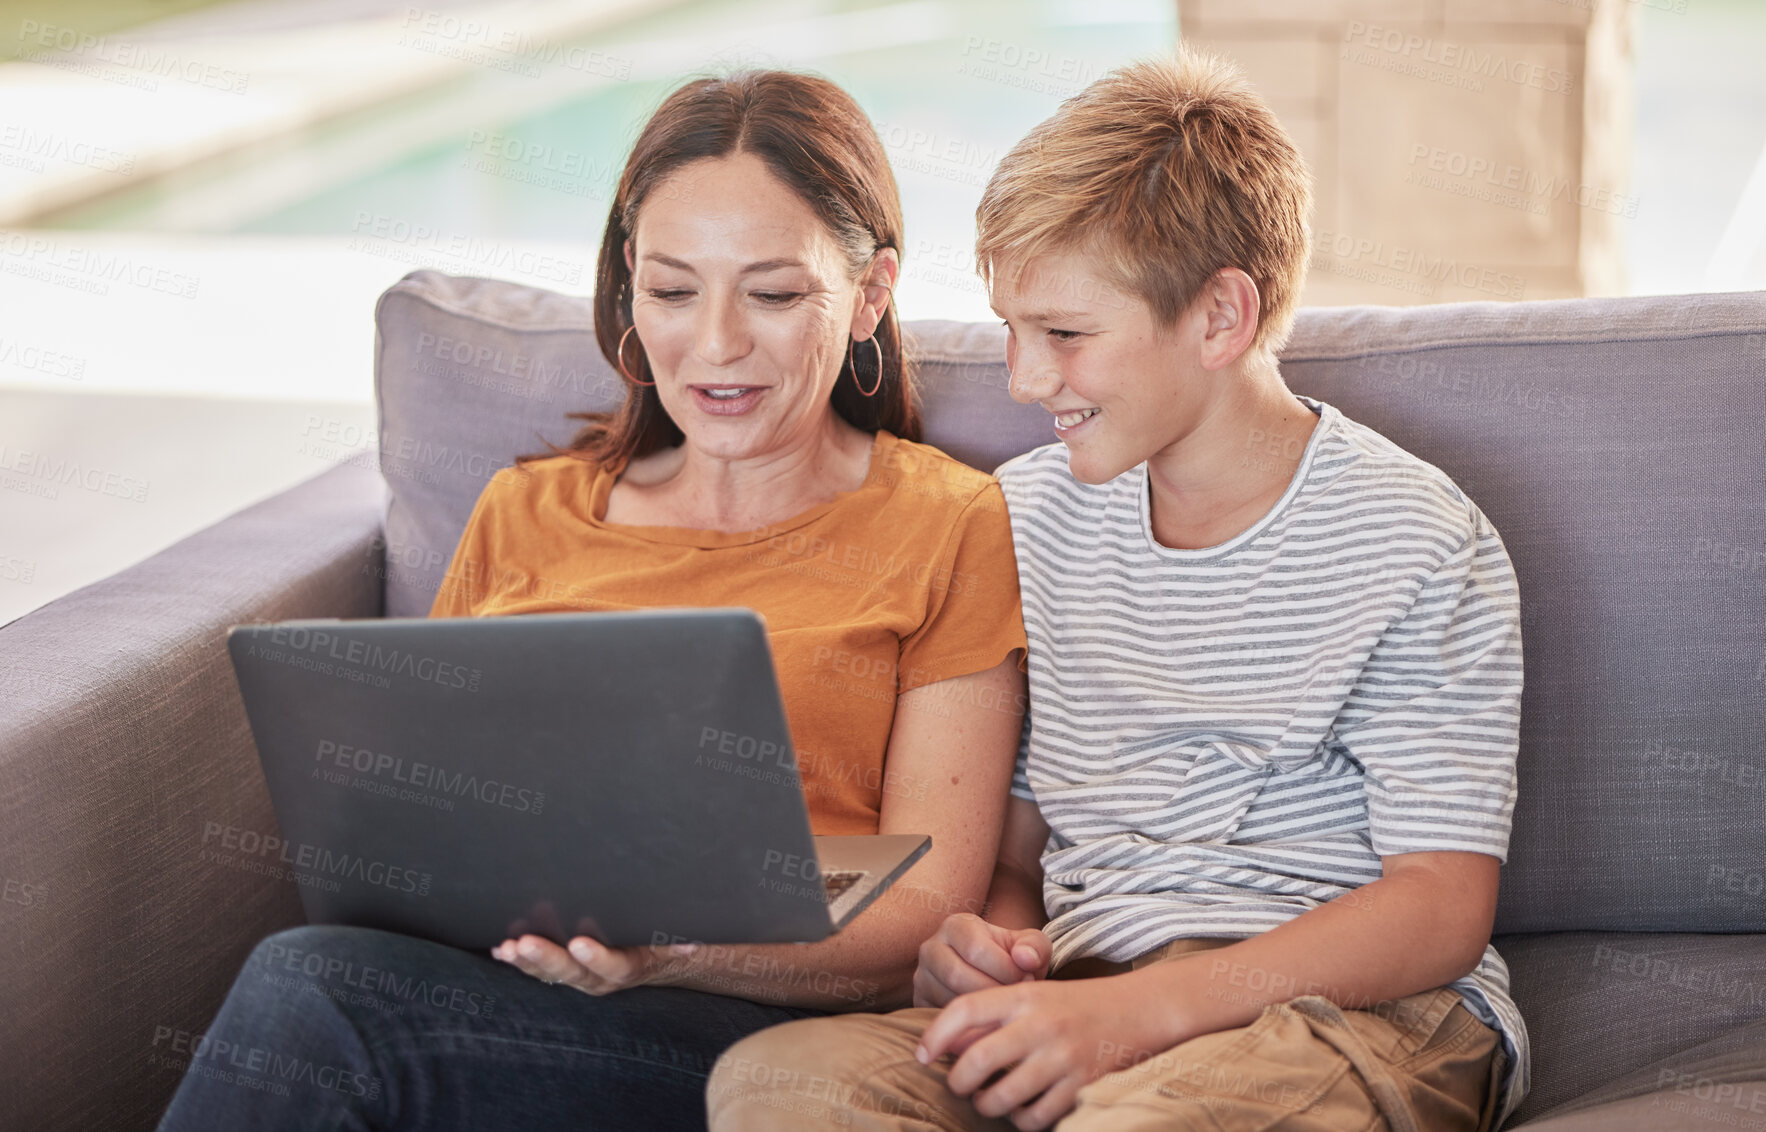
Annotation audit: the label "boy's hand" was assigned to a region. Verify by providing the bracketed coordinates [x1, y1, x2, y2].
[917, 974, 1172, 1131]
[492, 934, 696, 995]
[912, 913, 1052, 1008]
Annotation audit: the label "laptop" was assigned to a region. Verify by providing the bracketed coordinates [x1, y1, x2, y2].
[226, 609, 930, 950]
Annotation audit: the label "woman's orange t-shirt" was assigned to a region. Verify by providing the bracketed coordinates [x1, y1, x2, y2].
[428, 430, 1028, 836]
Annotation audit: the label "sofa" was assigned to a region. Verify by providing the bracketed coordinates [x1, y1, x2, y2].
[1, 269, 1761, 1130]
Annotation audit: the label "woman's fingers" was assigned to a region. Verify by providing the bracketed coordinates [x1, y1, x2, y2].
[489, 933, 670, 997]
[568, 936, 639, 982]
[492, 934, 589, 988]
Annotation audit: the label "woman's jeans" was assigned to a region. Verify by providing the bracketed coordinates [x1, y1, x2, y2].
[156, 925, 824, 1131]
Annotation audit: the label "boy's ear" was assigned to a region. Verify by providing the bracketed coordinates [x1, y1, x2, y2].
[853, 247, 900, 340]
[1196, 267, 1262, 372]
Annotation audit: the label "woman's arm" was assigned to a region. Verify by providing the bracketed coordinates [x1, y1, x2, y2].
[980, 795, 1049, 931]
[911, 795, 1053, 1008]
[498, 653, 1027, 1011]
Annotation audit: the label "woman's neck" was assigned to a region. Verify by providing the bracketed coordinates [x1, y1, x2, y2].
[609, 412, 877, 532]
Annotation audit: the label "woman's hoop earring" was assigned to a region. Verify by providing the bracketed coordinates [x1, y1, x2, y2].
[616, 325, 653, 387]
[848, 334, 884, 398]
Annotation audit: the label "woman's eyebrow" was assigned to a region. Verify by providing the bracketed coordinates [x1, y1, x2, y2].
[741, 257, 808, 274]
[640, 253, 808, 275]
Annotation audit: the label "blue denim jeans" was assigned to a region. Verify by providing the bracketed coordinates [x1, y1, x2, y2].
[156, 925, 824, 1131]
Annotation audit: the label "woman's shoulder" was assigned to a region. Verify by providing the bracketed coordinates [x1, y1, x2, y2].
[473, 452, 604, 516]
[873, 433, 1003, 513]
[496, 451, 604, 484]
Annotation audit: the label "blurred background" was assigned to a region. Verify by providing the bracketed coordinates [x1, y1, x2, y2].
[2, 0, 1763, 625]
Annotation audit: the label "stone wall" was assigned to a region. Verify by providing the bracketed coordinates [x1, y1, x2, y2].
[1178, 0, 1636, 306]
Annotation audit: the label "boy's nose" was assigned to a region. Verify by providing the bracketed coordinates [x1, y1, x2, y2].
[1008, 361, 1060, 405]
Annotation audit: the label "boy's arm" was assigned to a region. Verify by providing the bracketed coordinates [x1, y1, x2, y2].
[918, 850, 1499, 1128]
[1126, 847, 1498, 1045]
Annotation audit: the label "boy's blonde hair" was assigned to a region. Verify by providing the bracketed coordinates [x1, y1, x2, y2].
[976, 48, 1313, 351]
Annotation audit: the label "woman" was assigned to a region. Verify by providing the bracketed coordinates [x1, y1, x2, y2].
[158, 71, 1027, 1131]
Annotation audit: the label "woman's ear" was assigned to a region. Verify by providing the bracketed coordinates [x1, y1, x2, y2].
[623, 239, 635, 274]
[852, 247, 900, 340]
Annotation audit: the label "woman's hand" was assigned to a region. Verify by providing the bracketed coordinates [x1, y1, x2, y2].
[913, 913, 1051, 1008]
[491, 934, 697, 995]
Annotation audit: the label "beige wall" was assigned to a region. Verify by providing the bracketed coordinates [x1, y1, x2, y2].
[1178, 0, 1634, 307]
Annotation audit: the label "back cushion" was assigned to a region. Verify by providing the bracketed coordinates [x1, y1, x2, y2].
[376, 270, 1766, 934]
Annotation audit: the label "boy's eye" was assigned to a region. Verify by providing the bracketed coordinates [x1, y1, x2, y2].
[1048, 329, 1082, 342]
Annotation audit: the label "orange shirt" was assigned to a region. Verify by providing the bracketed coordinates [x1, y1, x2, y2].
[429, 430, 1028, 835]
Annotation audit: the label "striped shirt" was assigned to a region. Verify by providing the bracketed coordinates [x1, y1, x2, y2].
[998, 397, 1529, 1120]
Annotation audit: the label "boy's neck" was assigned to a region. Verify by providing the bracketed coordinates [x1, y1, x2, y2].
[1144, 359, 1319, 552]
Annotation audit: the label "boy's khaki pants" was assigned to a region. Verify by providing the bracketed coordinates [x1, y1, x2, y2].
[707, 939, 1504, 1132]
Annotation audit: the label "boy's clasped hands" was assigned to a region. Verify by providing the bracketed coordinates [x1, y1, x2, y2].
[912, 913, 1177, 1127]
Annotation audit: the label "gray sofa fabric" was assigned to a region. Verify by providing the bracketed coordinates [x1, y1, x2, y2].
[3, 270, 1760, 1130]
[0, 461, 386, 1130]
[1497, 931, 1766, 1123]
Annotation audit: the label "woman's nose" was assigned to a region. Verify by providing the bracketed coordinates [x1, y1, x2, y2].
[694, 296, 750, 367]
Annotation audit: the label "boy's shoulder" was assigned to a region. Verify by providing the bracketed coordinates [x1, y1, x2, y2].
[994, 442, 1103, 497]
[995, 441, 1066, 479]
[1316, 406, 1488, 542]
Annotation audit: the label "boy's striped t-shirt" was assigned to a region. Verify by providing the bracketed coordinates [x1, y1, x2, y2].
[997, 397, 1529, 1120]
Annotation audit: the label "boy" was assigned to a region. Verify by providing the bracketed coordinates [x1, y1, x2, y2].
[708, 47, 1524, 1131]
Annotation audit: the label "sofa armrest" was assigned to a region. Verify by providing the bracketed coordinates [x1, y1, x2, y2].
[0, 461, 386, 1132]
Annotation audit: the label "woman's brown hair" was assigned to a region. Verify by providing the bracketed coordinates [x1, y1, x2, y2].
[526, 70, 918, 470]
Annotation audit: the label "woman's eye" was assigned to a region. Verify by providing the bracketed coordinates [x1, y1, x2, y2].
[646, 288, 691, 301]
[753, 291, 802, 305]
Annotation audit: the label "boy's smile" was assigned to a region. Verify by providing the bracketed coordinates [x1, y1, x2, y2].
[1003, 250, 1179, 480]
[991, 251, 1321, 550]
[989, 251, 1218, 486]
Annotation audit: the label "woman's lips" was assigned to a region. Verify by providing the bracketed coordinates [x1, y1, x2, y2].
[689, 386, 767, 416]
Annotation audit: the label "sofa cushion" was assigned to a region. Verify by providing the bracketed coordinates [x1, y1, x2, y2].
[1512, 1077, 1766, 1132]
[376, 272, 1766, 936]
[1496, 931, 1766, 1125]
